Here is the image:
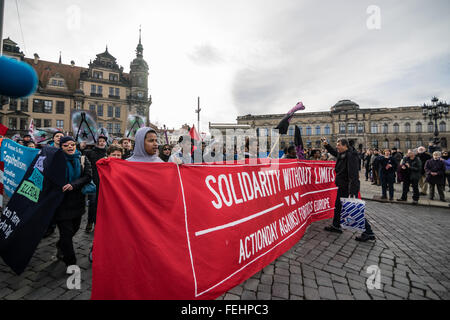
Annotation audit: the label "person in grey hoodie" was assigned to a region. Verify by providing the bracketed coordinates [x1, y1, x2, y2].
[127, 127, 163, 163]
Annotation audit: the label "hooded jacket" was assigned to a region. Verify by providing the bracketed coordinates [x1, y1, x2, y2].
[127, 127, 163, 163]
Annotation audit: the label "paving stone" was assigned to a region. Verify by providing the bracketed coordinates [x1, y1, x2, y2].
[337, 293, 355, 300]
[223, 293, 240, 300]
[272, 283, 289, 299]
[333, 283, 352, 295]
[260, 274, 273, 285]
[257, 284, 271, 293]
[273, 275, 290, 285]
[289, 283, 304, 297]
[256, 292, 271, 300]
[351, 289, 371, 300]
[243, 278, 259, 291]
[23, 287, 53, 300]
[4, 286, 34, 300]
[303, 278, 318, 289]
[318, 286, 336, 300]
[241, 290, 257, 300]
[304, 287, 320, 300]
[316, 277, 333, 288]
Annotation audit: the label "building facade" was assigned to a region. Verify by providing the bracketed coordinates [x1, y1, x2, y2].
[233, 100, 449, 152]
[1, 34, 151, 139]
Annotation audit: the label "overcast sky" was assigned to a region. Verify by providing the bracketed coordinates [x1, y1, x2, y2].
[3, 0, 450, 133]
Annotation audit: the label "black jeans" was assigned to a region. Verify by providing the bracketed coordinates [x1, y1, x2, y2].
[57, 216, 82, 266]
[381, 175, 395, 199]
[333, 186, 373, 234]
[429, 184, 445, 200]
[401, 179, 420, 201]
[87, 189, 99, 224]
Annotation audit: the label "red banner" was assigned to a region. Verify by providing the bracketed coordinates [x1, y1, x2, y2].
[91, 159, 337, 300]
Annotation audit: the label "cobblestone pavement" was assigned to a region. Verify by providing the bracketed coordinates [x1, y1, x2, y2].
[1, 199, 449, 300]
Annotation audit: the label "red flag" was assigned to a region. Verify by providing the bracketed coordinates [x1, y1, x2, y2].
[189, 125, 201, 141]
[0, 124, 9, 136]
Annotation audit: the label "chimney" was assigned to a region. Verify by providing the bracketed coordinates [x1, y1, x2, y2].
[33, 53, 40, 64]
[71, 60, 75, 67]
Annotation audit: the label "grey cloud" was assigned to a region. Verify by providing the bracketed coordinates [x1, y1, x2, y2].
[188, 44, 224, 66]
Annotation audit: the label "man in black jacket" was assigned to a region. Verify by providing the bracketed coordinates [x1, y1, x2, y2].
[322, 138, 376, 242]
[84, 136, 107, 233]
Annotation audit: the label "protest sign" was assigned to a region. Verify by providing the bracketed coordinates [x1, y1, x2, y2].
[0, 146, 66, 275]
[0, 139, 40, 198]
[91, 159, 337, 300]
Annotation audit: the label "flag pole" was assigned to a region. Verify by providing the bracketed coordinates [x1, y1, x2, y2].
[268, 136, 280, 158]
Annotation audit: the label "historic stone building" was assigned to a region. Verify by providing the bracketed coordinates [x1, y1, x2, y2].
[0, 33, 151, 138]
[229, 100, 449, 152]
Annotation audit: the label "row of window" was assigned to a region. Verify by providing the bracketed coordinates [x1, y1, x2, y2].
[6, 117, 64, 130]
[89, 105, 121, 118]
[90, 85, 121, 98]
[93, 71, 119, 82]
[371, 138, 429, 149]
[370, 122, 447, 134]
[97, 122, 121, 134]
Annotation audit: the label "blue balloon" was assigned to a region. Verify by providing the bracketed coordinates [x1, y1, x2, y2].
[0, 55, 38, 98]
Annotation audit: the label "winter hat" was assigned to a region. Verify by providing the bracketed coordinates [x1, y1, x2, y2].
[59, 136, 76, 147]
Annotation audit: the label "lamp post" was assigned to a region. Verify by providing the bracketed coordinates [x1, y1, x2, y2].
[422, 97, 449, 150]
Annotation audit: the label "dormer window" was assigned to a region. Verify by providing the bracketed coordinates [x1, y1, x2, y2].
[109, 73, 119, 81]
[48, 74, 66, 88]
[93, 71, 103, 79]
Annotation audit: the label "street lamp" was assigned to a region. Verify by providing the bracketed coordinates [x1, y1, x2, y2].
[422, 97, 449, 150]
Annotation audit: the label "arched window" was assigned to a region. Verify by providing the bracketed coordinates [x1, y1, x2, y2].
[371, 139, 378, 148]
[339, 124, 346, 134]
[417, 138, 423, 148]
[439, 121, 446, 133]
[288, 126, 295, 136]
[428, 122, 434, 133]
[358, 123, 364, 133]
[348, 124, 356, 134]
[416, 122, 422, 133]
[393, 123, 400, 133]
[404, 123, 410, 133]
[394, 138, 400, 149]
[383, 139, 389, 149]
[371, 123, 378, 134]
[306, 126, 312, 136]
[405, 139, 411, 149]
[324, 125, 331, 135]
[315, 126, 321, 136]
[383, 123, 388, 134]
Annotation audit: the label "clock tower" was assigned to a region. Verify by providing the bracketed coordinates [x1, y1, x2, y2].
[129, 27, 151, 124]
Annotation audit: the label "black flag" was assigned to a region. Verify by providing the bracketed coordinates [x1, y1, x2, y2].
[0, 146, 66, 275]
[275, 102, 305, 135]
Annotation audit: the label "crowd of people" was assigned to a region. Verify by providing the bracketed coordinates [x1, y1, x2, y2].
[361, 146, 450, 203]
[3, 128, 450, 266]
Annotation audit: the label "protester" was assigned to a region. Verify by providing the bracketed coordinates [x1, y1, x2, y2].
[424, 151, 446, 202]
[107, 145, 124, 159]
[24, 141, 37, 149]
[442, 150, 450, 191]
[159, 144, 172, 162]
[169, 136, 193, 164]
[119, 138, 133, 160]
[322, 137, 376, 242]
[49, 131, 64, 148]
[397, 150, 422, 204]
[23, 134, 33, 144]
[370, 149, 381, 186]
[363, 149, 373, 181]
[282, 145, 297, 159]
[54, 136, 92, 266]
[84, 136, 108, 233]
[127, 127, 163, 162]
[320, 152, 329, 161]
[78, 141, 88, 155]
[417, 146, 432, 196]
[379, 149, 397, 201]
